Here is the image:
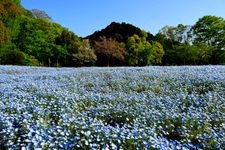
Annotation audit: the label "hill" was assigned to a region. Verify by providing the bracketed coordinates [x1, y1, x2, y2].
[86, 22, 154, 43]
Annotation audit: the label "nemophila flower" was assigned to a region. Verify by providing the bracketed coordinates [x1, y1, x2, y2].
[0, 65, 225, 149]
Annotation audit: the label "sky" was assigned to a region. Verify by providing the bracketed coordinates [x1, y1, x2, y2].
[21, 0, 225, 37]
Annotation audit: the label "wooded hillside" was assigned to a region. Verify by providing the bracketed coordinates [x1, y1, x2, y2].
[1, 0, 225, 66]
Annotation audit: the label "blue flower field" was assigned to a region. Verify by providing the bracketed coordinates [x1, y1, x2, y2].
[0, 65, 225, 149]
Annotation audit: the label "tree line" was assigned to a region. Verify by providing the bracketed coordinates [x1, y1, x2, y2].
[1, 0, 225, 67]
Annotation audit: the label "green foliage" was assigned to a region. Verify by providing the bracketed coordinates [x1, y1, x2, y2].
[0, 0, 21, 22]
[12, 0, 21, 5]
[157, 116, 218, 149]
[98, 110, 135, 127]
[55, 29, 81, 66]
[0, 0, 225, 67]
[193, 43, 213, 64]
[23, 54, 39, 66]
[192, 16, 225, 46]
[171, 43, 191, 65]
[126, 33, 164, 66]
[122, 139, 147, 150]
[156, 22, 218, 65]
[0, 3, 7, 21]
[157, 117, 183, 141]
[13, 16, 67, 66]
[5, 17, 21, 41]
[14, 17, 49, 64]
[191, 15, 225, 64]
[150, 41, 165, 65]
[0, 21, 10, 44]
[0, 43, 25, 65]
[72, 39, 96, 66]
[126, 34, 149, 66]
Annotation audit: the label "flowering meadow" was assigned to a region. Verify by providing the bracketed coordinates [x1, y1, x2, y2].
[0, 65, 225, 149]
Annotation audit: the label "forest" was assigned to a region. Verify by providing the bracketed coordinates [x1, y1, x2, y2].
[1, 0, 225, 67]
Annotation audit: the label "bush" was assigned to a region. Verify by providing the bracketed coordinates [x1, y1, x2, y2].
[0, 43, 25, 65]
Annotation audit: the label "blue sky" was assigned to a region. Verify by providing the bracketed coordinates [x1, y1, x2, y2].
[21, 0, 225, 37]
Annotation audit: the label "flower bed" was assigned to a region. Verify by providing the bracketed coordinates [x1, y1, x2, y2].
[0, 65, 225, 149]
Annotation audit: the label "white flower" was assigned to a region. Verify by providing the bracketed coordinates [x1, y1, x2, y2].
[21, 147, 26, 150]
[85, 131, 91, 136]
[111, 143, 117, 149]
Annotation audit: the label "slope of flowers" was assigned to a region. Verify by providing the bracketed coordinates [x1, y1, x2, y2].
[0, 65, 225, 149]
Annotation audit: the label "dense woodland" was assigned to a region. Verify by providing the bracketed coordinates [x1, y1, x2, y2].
[1, 0, 225, 67]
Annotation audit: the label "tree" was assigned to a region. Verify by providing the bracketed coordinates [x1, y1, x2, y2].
[15, 17, 43, 56]
[0, 3, 7, 21]
[150, 41, 165, 65]
[0, 43, 25, 65]
[169, 43, 191, 65]
[155, 32, 174, 64]
[87, 22, 154, 43]
[192, 16, 225, 46]
[14, 17, 51, 66]
[126, 34, 149, 66]
[197, 43, 213, 64]
[174, 24, 191, 43]
[12, 0, 21, 5]
[72, 39, 96, 66]
[164, 42, 213, 65]
[55, 29, 81, 66]
[191, 15, 225, 64]
[126, 32, 164, 66]
[158, 26, 176, 42]
[157, 24, 191, 44]
[2, 0, 21, 19]
[49, 45, 67, 67]
[156, 24, 191, 65]
[94, 36, 125, 66]
[23, 54, 39, 66]
[13, 16, 67, 66]
[0, 21, 9, 44]
[34, 19, 64, 66]
[30, 9, 52, 21]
